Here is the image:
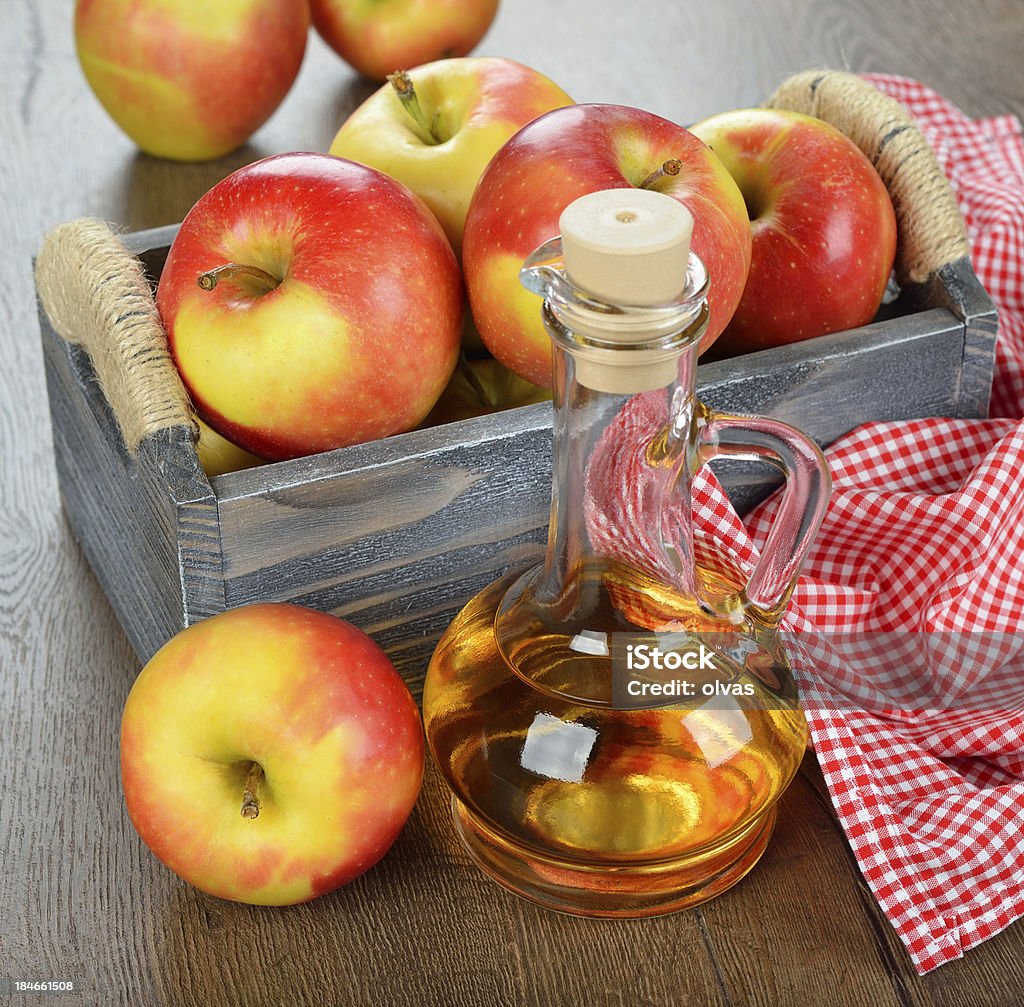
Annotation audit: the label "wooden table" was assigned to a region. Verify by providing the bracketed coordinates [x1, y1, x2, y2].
[3, 2, 1023, 1005]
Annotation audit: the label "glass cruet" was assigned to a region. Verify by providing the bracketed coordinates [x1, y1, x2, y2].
[422, 188, 831, 916]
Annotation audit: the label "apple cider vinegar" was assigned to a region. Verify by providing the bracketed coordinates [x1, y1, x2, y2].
[424, 560, 808, 915]
[422, 189, 830, 916]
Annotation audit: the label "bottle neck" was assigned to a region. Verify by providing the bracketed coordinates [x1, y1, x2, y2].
[492, 300, 734, 707]
[494, 241, 734, 703]
[532, 301, 706, 611]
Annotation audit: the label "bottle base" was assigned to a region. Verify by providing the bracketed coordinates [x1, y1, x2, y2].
[451, 796, 776, 918]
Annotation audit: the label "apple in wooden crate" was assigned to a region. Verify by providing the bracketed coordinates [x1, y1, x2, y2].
[121, 604, 424, 905]
[74, 0, 309, 161]
[424, 357, 552, 426]
[156, 152, 463, 461]
[462, 104, 753, 387]
[690, 108, 897, 353]
[310, 0, 500, 81]
[195, 418, 264, 478]
[330, 57, 573, 259]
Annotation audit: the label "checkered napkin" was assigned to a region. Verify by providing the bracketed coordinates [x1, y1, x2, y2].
[699, 76, 1024, 973]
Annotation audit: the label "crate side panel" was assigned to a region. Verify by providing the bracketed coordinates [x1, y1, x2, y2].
[218, 424, 552, 599]
[697, 313, 966, 512]
[40, 312, 192, 660]
[925, 257, 999, 418]
[697, 310, 965, 434]
[214, 312, 964, 597]
[217, 428, 551, 691]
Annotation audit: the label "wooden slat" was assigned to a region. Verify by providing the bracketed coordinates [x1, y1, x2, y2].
[697, 310, 965, 433]
[929, 257, 1000, 420]
[215, 407, 552, 580]
[39, 315, 220, 658]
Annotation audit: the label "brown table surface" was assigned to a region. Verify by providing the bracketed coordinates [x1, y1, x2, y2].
[4, 2, 1024, 1005]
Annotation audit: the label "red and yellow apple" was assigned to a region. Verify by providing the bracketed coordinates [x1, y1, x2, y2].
[74, 0, 309, 161]
[121, 603, 424, 905]
[310, 0, 499, 81]
[690, 108, 897, 352]
[156, 152, 463, 461]
[462, 104, 752, 387]
[329, 57, 573, 258]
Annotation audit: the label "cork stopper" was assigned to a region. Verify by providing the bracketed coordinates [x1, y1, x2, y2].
[559, 189, 694, 305]
[556, 189, 696, 394]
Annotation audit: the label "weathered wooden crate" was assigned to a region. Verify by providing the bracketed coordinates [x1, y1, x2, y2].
[37, 220, 996, 691]
[35, 70, 999, 692]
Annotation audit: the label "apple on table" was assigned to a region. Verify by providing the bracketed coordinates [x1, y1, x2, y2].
[121, 603, 424, 905]
[156, 151, 463, 461]
[690, 108, 897, 353]
[310, 0, 500, 81]
[74, 0, 309, 161]
[329, 57, 574, 260]
[462, 103, 753, 387]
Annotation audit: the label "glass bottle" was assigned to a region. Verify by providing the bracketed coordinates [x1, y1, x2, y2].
[423, 188, 831, 917]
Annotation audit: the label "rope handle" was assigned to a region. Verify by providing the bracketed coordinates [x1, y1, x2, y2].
[765, 70, 970, 285]
[36, 218, 195, 453]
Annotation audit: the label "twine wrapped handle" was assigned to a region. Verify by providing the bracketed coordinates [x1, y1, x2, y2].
[35, 218, 196, 453]
[765, 70, 970, 286]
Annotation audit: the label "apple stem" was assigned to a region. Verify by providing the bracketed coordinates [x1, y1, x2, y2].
[639, 158, 682, 190]
[458, 351, 496, 408]
[240, 761, 264, 819]
[197, 263, 280, 294]
[387, 71, 441, 145]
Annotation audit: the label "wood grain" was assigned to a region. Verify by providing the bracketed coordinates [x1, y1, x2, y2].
[3, 1, 1024, 1005]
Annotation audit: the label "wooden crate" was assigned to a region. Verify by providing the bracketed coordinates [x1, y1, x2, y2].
[37, 221, 996, 691]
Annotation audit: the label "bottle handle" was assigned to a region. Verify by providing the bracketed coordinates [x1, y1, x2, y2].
[696, 409, 831, 621]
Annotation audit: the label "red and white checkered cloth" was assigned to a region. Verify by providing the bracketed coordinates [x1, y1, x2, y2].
[586, 75, 1022, 971]
[707, 76, 1024, 973]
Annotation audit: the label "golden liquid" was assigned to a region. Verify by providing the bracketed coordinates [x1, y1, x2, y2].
[423, 562, 808, 873]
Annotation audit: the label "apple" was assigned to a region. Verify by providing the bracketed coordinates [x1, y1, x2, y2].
[121, 603, 424, 905]
[156, 152, 463, 461]
[462, 104, 752, 387]
[329, 57, 574, 258]
[74, 0, 309, 161]
[690, 108, 897, 352]
[423, 356, 552, 426]
[310, 0, 499, 81]
[195, 418, 264, 478]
